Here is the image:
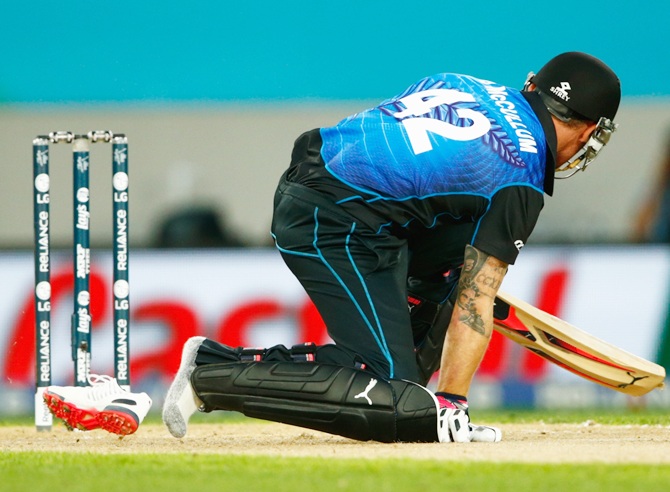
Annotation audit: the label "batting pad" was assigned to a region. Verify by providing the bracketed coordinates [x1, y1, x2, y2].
[191, 361, 440, 443]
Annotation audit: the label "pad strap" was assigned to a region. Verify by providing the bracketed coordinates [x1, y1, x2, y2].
[288, 342, 317, 362]
[239, 348, 265, 362]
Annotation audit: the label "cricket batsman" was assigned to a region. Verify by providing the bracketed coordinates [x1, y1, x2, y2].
[163, 52, 621, 443]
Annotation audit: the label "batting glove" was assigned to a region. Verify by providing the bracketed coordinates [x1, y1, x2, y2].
[435, 393, 471, 443]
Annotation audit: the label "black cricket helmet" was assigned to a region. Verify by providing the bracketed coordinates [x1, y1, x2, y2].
[525, 52, 621, 178]
[530, 51, 621, 122]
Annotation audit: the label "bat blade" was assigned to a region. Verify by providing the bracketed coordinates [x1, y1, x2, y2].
[493, 291, 666, 396]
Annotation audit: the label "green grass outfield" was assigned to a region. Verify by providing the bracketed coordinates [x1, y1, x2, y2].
[2, 452, 670, 492]
[1, 409, 669, 492]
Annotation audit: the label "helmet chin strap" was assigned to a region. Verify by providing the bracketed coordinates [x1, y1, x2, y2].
[555, 117, 618, 179]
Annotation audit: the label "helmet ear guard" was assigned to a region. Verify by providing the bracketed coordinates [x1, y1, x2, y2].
[555, 116, 618, 179]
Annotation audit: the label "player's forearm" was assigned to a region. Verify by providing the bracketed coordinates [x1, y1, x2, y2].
[435, 314, 492, 395]
[436, 245, 508, 396]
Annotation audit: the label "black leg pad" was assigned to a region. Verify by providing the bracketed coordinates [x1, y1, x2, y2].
[413, 297, 454, 385]
[191, 361, 439, 443]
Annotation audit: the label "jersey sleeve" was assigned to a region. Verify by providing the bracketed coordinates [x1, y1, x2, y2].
[471, 186, 544, 265]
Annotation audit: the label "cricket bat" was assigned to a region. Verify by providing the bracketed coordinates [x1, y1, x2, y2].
[493, 291, 666, 396]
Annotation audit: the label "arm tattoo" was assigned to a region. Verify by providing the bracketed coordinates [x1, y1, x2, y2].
[456, 246, 508, 335]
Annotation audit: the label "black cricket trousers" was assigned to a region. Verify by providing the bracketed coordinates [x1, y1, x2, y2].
[271, 176, 423, 382]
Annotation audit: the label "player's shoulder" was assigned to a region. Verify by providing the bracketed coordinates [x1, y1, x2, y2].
[420, 72, 509, 87]
[404, 72, 523, 99]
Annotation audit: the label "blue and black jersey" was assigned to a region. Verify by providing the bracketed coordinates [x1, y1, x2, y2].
[282, 73, 557, 265]
[272, 73, 558, 381]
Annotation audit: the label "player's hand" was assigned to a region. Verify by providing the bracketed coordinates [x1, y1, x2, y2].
[435, 395, 471, 442]
[438, 406, 471, 442]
